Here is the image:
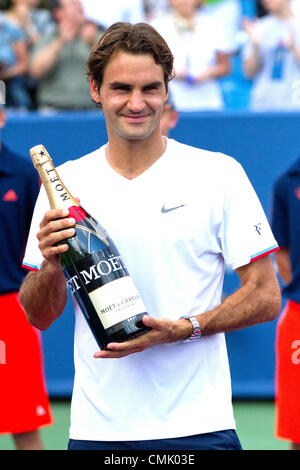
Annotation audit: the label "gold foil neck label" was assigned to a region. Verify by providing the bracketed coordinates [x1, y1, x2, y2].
[29, 144, 77, 210]
[30, 145, 52, 168]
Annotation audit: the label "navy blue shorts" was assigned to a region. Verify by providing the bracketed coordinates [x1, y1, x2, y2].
[68, 429, 242, 450]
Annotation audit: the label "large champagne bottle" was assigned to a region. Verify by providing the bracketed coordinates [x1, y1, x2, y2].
[29, 145, 151, 350]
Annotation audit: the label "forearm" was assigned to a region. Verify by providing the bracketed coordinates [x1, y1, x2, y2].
[243, 45, 262, 79]
[19, 260, 67, 330]
[30, 38, 64, 78]
[196, 273, 281, 336]
[0, 62, 27, 80]
[201, 62, 231, 81]
[197, 54, 231, 82]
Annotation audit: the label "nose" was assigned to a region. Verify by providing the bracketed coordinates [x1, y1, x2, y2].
[127, 91, 145, 113]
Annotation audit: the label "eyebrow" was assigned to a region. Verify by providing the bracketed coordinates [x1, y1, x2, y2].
[109, 81, 163, 90]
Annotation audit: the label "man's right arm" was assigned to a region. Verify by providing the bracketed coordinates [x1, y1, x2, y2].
[19, 262, 67, 330]
[19, 208, 76, 330]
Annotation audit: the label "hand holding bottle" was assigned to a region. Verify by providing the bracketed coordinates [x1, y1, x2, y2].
[37, 208, 76, 268]
[30, 145, 151, 350]
[93, 316, 193, 359]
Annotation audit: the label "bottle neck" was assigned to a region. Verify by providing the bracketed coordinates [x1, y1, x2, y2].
[36, 159, 78, 211]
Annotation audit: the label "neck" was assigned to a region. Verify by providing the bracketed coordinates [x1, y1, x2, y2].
[105, 131, 167, 180]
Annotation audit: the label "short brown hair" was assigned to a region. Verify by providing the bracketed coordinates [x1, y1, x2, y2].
[87, 22, 174, 92]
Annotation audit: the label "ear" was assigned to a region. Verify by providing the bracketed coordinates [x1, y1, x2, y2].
[168, 109, 179, 130]
[90, 78, 101, 104]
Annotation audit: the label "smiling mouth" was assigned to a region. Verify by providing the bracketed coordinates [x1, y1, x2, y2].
[122, 114, 149, 122]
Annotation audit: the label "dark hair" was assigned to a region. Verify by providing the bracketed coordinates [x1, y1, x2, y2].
[87, 22, 174, 92]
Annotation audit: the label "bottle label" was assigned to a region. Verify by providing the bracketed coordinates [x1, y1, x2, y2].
[90, 276, 146, 329]
[64, 249, 147, 330]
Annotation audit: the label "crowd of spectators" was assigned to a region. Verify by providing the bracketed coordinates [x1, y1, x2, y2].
[1, 0, 300, 112]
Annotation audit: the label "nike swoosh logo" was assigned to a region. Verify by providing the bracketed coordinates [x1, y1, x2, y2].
[161, 204, 186, 213]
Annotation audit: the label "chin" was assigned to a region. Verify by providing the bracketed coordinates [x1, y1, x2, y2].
[118, 128, 157, 141]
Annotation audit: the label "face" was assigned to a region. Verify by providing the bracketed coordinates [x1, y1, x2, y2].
[90, 51, 168, 142]
[58, 0, 84, 22]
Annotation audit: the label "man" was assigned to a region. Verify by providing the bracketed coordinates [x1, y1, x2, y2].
[29, 0, 102, 110]
[20, 22, 281, 451]
[0, 88, 52, 449]
[271, 158, 300, 450]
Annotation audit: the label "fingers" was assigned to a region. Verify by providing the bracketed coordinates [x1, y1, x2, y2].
[93, 316, 174, 359]
[37, 208, 76, 261]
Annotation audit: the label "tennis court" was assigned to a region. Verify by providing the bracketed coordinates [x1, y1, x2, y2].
[0, 399, 290, 450]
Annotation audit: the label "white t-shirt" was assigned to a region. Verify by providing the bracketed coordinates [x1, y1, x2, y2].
[23, 139, 278, 441]
[80, 0, 145, 28]
[203, 0, 242, 53]
[151, 13, 231, 111]
[243, 15, 300, 110]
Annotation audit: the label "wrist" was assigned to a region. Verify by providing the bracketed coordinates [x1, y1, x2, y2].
[41, 259, 64, 282]
[180, 315, 202, 341]
[178, 318, 193, 340]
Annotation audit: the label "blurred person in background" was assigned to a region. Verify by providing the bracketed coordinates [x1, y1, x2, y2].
[79, 0, 145, 30]
[257, 0, 300, 16]
[271, 158, 300, 450]
[143, 0, 169, 20]
[0, 88, 52, 450]
[160, 92, 179, 136]
[3, 0, 56, 109]
[5, 0, 55, 47]
[242, 0, 300, 111]
[0, 9, 31, 108]
[29, 0, 103, 110]
[150, 0, 231, 112]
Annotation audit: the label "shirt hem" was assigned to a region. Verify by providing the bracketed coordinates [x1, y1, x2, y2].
[68, 420, 236, 442]
[22, 262, 40, 271]
[229, 244, 279, 270]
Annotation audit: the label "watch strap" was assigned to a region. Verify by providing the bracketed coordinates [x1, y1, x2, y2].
[181, 315, 202, 342]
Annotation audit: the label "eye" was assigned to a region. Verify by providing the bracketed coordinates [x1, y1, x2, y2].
[143, 85, 159, 92]
[111, 83, 131, 92]
[117, 85, 131, 92]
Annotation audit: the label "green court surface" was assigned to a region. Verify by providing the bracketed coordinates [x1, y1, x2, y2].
[0, 400, 290, 450]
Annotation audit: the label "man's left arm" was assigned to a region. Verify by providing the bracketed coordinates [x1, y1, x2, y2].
[195, 254, 281, 336]
[94, 255, 281, 358]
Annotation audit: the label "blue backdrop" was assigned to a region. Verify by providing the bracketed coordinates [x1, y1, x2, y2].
[4, 110, 300, 398]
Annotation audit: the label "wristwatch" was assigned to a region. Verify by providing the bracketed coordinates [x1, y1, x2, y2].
[181, 315, 202, 342]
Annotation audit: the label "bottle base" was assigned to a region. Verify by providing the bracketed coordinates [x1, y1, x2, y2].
[105, 313, 151, 343]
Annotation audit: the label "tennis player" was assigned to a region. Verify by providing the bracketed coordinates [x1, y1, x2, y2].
[20, 22, 281, 450]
